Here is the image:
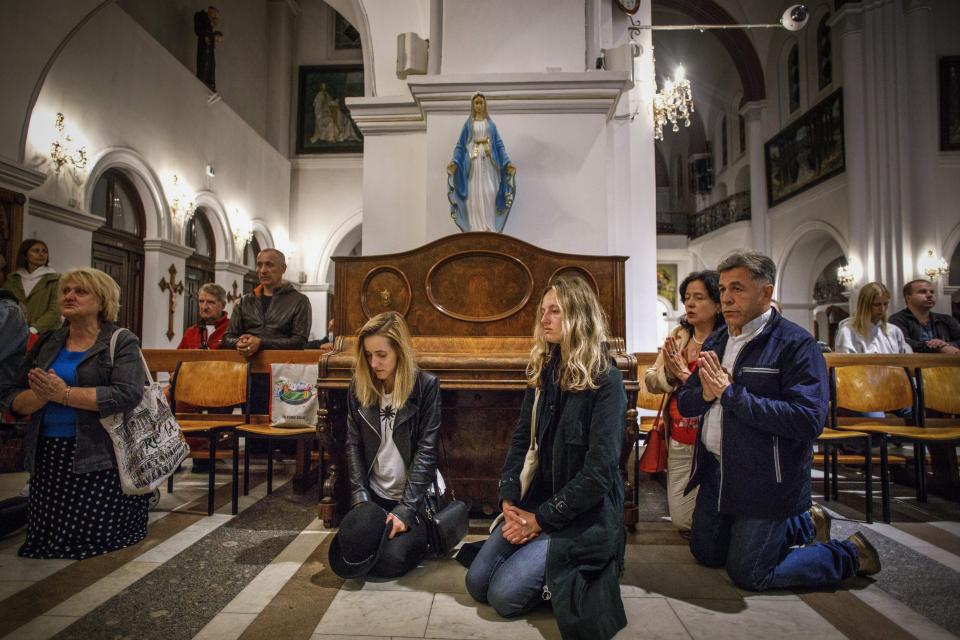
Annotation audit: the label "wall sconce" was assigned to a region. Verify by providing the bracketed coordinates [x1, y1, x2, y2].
[168, 174, 196, 234]
[230, 208, 254, 257]
[836, 264, 855, 289]
[49, 112, 88, 175]
[919, 250, 949, 281]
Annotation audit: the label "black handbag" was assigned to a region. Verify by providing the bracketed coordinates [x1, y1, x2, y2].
[422, 433, 468, 557]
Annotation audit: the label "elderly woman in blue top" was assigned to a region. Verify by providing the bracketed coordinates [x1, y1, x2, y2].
[3, 267, 148, 560]
[466, 275, 627, 640]
[447, 92, 516, 233]
[677, 251, 881, 591]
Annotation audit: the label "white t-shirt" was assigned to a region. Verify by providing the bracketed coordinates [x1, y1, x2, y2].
[369, 393, 407, 501]
[834, 318, 912, 354]
[701, 309, 772, 456]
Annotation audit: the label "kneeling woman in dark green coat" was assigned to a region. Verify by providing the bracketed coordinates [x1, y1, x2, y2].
[466, 275, 628, 640]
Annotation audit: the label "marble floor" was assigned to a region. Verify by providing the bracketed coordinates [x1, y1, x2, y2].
[1, 459, 959, 640]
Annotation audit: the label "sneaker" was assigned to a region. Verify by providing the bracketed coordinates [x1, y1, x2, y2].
[148, 488, 161, 511]
[848, 532, 881, 575]
[808, 503, 831, 543]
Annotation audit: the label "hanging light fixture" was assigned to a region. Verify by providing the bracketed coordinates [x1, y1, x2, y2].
[653, 64, 694, 141]
[918, 250, 950, 281]
[49, 112, 88, 175]
[168, 174, 196, 234]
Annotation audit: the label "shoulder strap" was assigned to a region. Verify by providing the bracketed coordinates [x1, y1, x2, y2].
[529, 387, 541, 451]
[108, 328, 154, 385]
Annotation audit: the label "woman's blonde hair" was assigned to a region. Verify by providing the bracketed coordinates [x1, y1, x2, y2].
[852, 281, 891, 338]
[526, 276, 610, 392]
[59, 267, 120, 323]
[353, 311, 418, 409]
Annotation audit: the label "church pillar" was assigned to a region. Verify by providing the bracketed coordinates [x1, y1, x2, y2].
[143, 239, 194, 348]
[266, 0, 298, 156]
[740, 101, 768, 256]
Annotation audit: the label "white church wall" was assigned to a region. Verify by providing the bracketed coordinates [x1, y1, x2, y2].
[441, 0, 585, 74]
[361, 132, 427, 254]
[117, 0, 270, 138]
[361, 0, 430, 96]
[0, 0, 105, 167]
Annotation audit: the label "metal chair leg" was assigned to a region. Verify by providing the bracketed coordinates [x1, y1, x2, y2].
[267, 438, 274, 495]
[864, 434, 873, 524]
[243, 436, 250, 496]
[917, 442, 928, 503]
[880, 437, 891, 524]
[231, 433, 239, 515]
[831, 445, 840, 500]
[207, 432, 216, 516]
[822, 443, 831, 502]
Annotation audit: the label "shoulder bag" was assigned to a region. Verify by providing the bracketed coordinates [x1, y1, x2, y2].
[99, 329, 190, 495]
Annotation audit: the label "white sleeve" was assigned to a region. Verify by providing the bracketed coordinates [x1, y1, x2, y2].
[834, 325, 856, 353]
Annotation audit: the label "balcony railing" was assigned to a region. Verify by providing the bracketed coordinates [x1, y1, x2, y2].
[688, 191, 751, 240]
[656, 211, 688, 235]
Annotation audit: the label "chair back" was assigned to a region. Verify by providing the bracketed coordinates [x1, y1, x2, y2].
[921, 367, 960, 415]
[173, 361, 249, 409]
[638, 381, 665, 411]
[833, 365, 913, 413]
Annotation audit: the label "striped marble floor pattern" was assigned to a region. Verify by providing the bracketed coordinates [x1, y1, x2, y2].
[1, 464, 959, 640]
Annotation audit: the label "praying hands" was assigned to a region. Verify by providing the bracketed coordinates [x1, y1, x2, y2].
[500, 500, 541, 545]
[698, 351, 732, 402]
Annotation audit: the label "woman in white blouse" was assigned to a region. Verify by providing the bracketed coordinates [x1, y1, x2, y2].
[835, 282, 911, 354]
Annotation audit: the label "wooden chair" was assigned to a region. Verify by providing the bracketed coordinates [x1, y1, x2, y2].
[815, 427, 873, 523]
[170, 361, 250, 515]
[900, 366, 960, 503]
[832, 364, 915, 523]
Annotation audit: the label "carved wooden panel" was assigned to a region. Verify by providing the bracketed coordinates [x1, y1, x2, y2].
[426, 251, 534, 322]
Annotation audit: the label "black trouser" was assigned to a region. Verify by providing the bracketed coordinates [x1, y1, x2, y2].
[369, 492, 429, 578]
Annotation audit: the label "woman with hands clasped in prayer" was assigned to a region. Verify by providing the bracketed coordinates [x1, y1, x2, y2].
[466, 276, 628, 640]
[2, 268, 148, 559]
[645, 271, 724, 534]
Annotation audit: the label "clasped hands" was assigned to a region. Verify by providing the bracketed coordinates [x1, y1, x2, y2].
[697, 351, 732, 402]
[27, 368, 69, 404]
[235, 334, 262, 358]
[500, 500, 541, 545]
[662, 336, 690, 385]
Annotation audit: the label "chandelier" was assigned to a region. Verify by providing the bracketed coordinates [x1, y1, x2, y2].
[50, 113, 88, 175]
[919, 250, 950, 281]
[230, 208, 254, 257]
[168, 174, 196, 233]
[653, 65, 694, 141]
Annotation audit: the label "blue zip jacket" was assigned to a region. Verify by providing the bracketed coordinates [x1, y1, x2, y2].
[677, 310, 828, 519]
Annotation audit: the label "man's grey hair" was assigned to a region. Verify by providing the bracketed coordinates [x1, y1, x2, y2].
[717, 251, 777, 286]
[259, 247, 286, 266]
[199, 282, 227, 304]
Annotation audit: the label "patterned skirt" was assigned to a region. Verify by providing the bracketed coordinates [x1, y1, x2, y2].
[19, 437, 149, 560]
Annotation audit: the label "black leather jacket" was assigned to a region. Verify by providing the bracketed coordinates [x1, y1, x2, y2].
[221, 283, 311, 350]
[345, 369, 441, 528]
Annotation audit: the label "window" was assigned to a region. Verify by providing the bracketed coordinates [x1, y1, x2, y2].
[721, 115, 729, 167]
[817, 15, 832, 91]
[91, 170, 145, 237]
[184, 210, 217, 328]
[738, 114, 746, 155]
[788, 44, 801, 113]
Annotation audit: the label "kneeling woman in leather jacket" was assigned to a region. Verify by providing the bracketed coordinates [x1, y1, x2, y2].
[465, 276, 628, 640]
[344, 311, 441, 577]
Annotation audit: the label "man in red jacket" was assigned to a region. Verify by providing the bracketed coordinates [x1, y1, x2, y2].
[178, 283, 229, 349]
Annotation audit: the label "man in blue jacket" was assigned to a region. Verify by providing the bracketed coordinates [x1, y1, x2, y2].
[678, 251, 880, 591]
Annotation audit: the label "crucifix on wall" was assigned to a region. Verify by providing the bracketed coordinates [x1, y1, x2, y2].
[227, 280, 241, 309]
[158, 264, 184, 341]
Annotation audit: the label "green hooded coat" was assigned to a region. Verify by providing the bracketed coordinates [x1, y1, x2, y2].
[3, 271, 61, 332]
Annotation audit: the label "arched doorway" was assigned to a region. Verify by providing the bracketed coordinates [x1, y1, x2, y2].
[242, 237, 262, 294]
[90, 168, 146, 338]
[183, 208, 217, 329]
[777, 223, 847, 335]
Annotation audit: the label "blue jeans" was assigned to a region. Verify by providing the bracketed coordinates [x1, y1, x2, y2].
[690, 452, 859, 591]
[465, 522, 550, 617]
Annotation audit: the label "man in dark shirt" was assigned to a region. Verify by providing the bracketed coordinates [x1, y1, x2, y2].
[889, 279, 960, 354]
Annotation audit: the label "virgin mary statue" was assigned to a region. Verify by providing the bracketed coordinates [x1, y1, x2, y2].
[447, 93, 516, 232]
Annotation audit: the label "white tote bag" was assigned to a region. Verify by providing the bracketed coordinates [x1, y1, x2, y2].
[100, 329, 190, 495]
[490, 388, 541, 532]
[270, 363, 320, 428]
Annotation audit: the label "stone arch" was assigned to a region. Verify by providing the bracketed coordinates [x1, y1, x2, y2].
[318, 209, 363, 283]
[323, 0, 376, 96]
[250, 219, 275, 251]
[84, 146, 168, 241]
[193, 191, 233, 263]
[775, 220, 848, 332]
[654, 0, 765, 102]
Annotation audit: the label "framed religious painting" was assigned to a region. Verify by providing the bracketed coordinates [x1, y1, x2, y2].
[940, 57, 960, 151]
[764, 88, 845, 207]
[296, 65, 364, 154]
[656, 263, 678, 309]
